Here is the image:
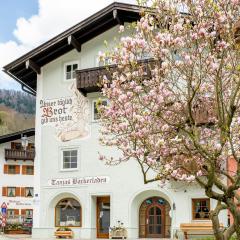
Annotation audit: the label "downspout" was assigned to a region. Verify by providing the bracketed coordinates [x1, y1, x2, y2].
[2, 69, 36, 96]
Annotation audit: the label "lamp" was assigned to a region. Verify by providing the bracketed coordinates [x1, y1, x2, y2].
[21, 135, 29, 150]
[173, 202, 176, 210]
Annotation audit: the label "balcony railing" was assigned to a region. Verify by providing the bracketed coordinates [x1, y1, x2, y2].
[5, 149, 35, 161]
[76, 58, 156, 95]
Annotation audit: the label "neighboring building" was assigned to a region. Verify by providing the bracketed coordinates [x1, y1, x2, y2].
[0, 129, 35, 225]
[3, 3, 228, 239]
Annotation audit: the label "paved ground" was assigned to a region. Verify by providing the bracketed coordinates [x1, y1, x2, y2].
[0, 234, 172, 240]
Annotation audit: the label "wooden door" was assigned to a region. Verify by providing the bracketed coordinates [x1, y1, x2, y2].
[146, 204, 165, 238]
[97, 196, 110, 238]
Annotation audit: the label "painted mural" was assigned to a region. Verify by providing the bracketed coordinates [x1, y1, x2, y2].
[40, 84, 90, 141]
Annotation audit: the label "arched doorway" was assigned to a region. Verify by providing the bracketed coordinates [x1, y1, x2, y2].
[139, 197, 171, 238]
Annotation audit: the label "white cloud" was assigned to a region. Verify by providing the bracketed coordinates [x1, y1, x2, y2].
[0, 0, 137, 90]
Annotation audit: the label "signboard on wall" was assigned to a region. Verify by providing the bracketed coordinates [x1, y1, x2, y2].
[39, 84, 90, 142]
[48, 176, 110, 187]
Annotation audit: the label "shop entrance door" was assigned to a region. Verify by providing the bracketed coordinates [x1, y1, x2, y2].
[97, 196, 110, 238]
[146, 204, 165, 238]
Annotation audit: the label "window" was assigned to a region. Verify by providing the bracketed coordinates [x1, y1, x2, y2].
[55, 198, 81, 227]
[93, 99, 108, 121]
[25, 187, 34, 198]
[26, 166, 34, 175]
[7, 187, 16, 197]
[8, 165, 16, 174]
[64, 62, 78, 80]
[62, 150, 78, 170]
[98, 56, 111, 67]
[4, 165, 20, 174]
[192, 198, 210, 220]
[7, 209, 15, 217]
[11, 142, 22, 150]
[25, 209, 33, 217]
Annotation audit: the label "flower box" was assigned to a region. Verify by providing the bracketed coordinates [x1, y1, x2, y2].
[4, 230, 27, 234]
[54, 227, 73, 239]
[109, 228, 127, 239]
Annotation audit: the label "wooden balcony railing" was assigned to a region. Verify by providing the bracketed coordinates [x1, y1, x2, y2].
[76, 58, 156, 95]
[5, 149, 35, 161]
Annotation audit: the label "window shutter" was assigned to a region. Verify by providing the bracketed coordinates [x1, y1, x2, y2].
[15, 187, 21, 197]
[22, 166, 26, 175]
[21, 187, 26, 197]
[3, 165, 8, 174]
[21, 209, 26, 216]
[14, 209, 19, 215]
[2, 187, 7, 196]
[16, 165, 20, 174]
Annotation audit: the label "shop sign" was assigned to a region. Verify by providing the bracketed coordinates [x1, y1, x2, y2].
[48, 176, 110, 187]
[7, 200, 32, 207]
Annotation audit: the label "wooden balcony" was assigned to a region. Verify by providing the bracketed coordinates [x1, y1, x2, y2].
[76, 59, 156, 95]
[5, 149, 35, 161]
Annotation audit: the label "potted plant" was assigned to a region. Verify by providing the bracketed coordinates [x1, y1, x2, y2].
[54, 227, 73, 239]
[109, 221, 127, 239]
[4, 223, 26, 234]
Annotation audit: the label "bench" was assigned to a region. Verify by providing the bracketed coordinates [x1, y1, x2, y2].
[54, 230, 73, 239]
[180, 222, 223, 239]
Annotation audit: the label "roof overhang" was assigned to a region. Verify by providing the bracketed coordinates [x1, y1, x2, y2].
[0, 128, 35, 144]
[3, 3, 141, 95]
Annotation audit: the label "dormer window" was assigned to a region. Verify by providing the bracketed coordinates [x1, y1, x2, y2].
[64, 62, 79, 80]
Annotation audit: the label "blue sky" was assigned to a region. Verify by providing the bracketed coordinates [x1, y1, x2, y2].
[0, 0, 135, 91]
[0, 0, 38, 42]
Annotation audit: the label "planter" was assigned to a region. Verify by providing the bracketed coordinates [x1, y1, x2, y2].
[4, 230, 28, 234]
[54, 230, 73, 239]
[109, 228, 127, 239]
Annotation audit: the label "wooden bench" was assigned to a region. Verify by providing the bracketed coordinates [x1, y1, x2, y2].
[54, 230, 73, 239]
[180, 222, 223, 239]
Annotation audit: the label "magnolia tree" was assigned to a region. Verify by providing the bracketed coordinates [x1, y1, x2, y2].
[98, 0, 240, 239]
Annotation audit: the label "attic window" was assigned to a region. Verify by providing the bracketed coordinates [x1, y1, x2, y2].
[64, 62, 78, 80]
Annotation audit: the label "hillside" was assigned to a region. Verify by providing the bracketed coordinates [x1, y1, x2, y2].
[0, 89, 35, 135]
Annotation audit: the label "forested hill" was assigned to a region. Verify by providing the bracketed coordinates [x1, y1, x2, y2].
[0, 89, 35, 135]
[0, 89, 35, 114]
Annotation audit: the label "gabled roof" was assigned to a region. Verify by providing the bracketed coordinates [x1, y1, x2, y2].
[0, 128, 35, 144]
[3, 2, 141, 95]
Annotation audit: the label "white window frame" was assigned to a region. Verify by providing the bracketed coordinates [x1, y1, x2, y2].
[92, 98, 109, 122]
[63, 61, 79, 81]
[60, 147, 80, 172]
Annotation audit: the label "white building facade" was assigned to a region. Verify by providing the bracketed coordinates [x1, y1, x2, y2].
[0, 129, 35, 226]
[4, 3, 228, 239]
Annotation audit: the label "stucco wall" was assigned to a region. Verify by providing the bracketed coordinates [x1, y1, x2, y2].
[32, 24, 228, 239]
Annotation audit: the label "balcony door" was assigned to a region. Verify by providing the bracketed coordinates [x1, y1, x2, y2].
[96, 196, 110, 238]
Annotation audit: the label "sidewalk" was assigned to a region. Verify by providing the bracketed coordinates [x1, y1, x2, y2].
[0, 234, 172, 240]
